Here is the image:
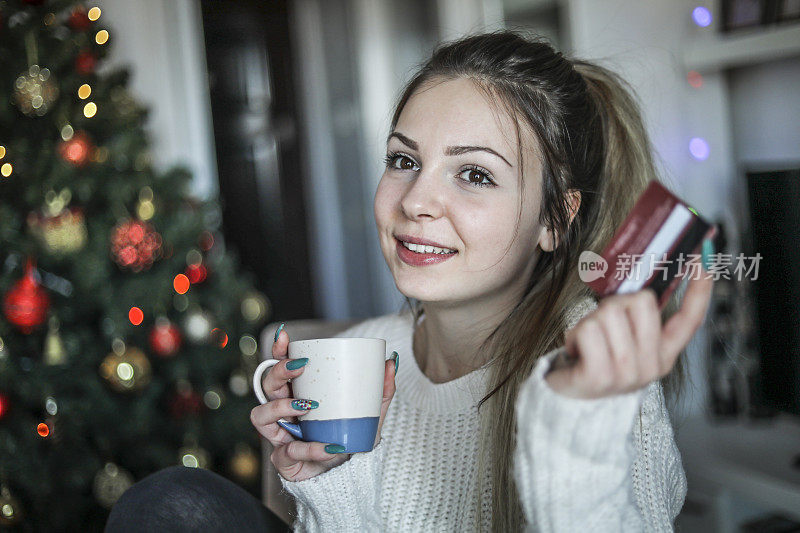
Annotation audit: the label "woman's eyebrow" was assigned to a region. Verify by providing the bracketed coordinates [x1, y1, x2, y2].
[387, 131, 513, 168]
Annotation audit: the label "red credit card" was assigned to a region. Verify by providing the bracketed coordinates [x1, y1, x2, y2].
[580, 180, 717, 309]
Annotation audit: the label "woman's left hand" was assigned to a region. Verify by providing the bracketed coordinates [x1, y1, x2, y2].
[546, 271, 714, 400]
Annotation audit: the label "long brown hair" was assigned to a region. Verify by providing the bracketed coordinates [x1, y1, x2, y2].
[390, 30, 684, 531]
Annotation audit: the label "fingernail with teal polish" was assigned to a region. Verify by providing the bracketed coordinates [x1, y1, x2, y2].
[291, 399, 319, 410]
[286, 358, 308, 370]
[325, 444, 346, 454]
[701, 239, 714, 270]
[274, 322, 285, 343]
[391, 351, 399, 373]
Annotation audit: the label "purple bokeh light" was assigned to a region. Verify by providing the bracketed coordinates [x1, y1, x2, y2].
[692, 6, 712, 27]
[689, 137, 710, 160]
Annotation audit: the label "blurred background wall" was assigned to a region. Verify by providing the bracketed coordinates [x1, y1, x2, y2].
[94, 1, 800, 528]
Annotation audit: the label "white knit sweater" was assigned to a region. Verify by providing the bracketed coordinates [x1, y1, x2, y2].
[278, 298, 687, 532]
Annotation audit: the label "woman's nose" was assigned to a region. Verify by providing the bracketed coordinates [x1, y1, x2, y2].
[400, 168, 446, 221]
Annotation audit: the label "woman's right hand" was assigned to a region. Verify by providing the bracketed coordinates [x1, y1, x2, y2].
[250, 325, 397, 482]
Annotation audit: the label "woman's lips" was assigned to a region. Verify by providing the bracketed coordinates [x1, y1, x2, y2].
[395, 238, 458, 266]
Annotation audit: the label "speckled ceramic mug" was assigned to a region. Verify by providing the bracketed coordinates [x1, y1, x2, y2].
[253, 337, 387, 453]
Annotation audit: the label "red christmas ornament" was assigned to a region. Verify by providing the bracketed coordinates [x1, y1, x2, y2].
[68, 6, 92, 31]
[185, 263, 207, 284]
[2, 259, 50, 334]
[110, 219, 162, 272]
[58, 131, 93, 167]
[75, 50, 97, 75]
[149, 317, 182, 357]
[168, 382, 203, 418]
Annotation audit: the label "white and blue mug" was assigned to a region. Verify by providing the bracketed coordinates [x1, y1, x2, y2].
[253, 337, 387, 453]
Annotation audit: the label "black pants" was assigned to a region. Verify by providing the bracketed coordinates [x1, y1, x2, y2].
[105, 466, 291, 532]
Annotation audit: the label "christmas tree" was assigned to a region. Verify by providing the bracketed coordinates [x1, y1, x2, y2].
[0, 1, 271, 529]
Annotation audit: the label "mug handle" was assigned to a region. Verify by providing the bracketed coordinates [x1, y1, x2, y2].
[253, 359, 304, 440]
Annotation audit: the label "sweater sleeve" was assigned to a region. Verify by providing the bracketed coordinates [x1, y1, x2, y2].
[513, 346, 685, 532]
[278, 437, 386, 532]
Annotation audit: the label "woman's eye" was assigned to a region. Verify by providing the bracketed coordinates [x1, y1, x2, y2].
[458, 167, 495, 188]
[384, 153, 418, 171]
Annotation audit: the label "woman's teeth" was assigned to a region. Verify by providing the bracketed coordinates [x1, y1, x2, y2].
[401, 241, 456, 255]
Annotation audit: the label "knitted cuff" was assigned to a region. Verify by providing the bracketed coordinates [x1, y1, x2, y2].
[279, 439, 386, 532]
[520, 346, 648, 461]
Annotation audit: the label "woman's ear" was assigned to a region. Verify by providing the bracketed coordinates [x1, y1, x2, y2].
[537, 189, 582, 252]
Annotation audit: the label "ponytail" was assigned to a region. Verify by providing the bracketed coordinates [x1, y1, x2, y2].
[571, 60, 656, 252]
[572, 60, 685, 400]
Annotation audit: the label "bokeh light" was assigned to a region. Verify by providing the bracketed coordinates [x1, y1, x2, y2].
[211, 328, 228, 348]
[83, 102, 97, 118]
[0, 146, 5, 159]
[78, 84, 92, 99]
[239, 335, 257, 356]
[88, 7, 101, 21]
[128, 306, 144, 325]
[1, 163, 13, 177]
[687, 70, 703, 88]
[186, 264, 207, 284]
[116, 362, 134, 381]
[37, 423, 50, 437]
[203, 390, 222, 410]
[692, 6, 712, 27]
[45, 397, 58, 416]
[199, 231, 214, 251]
[173, 274, 190, 294]
[186, 249, 202, 266]
[95, 30, 109, 45]
[689, 137, 710, 160]
[61, 124, 74, 141]
[181, 452, 200, 468]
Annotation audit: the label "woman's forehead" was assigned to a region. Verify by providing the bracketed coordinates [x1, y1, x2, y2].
[396, 78, 519, 153]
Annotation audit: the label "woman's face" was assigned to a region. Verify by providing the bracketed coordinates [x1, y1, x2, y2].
[374, 77, 551, 309]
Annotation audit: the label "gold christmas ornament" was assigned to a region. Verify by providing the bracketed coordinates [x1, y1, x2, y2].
[92, 463, 134, 508]
[28, 207, 88, 255]
[44, 316, 68, 365]
[13, 65, 59, 117]
[230, 443, 260, 483]
[0, 485, 23, 526]
[99, 345, 152, 392]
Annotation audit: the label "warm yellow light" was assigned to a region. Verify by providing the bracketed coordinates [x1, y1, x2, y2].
[1, 163, 12, 177]
[0, 146, 5, 159]
[78, 84, 92, 99]
[137, 200, 155, 220]
[95, 30, 109, 45]
[88, 7, 101, 21]
[83, 102, 97, 118]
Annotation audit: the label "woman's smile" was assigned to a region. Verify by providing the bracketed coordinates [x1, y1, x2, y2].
[395, 236, 458, 266]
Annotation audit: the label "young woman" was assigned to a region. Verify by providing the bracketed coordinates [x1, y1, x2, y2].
[107, 30, 714, 532]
